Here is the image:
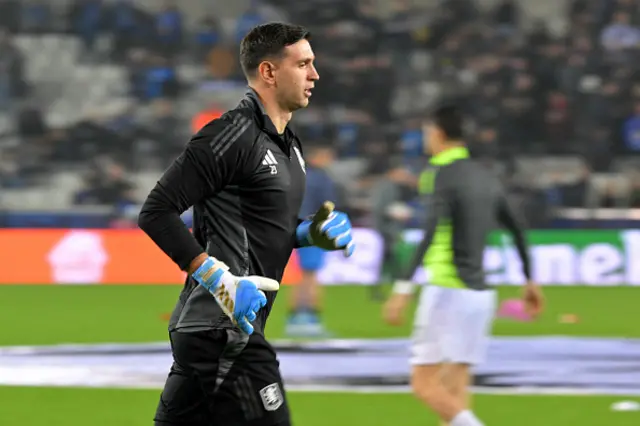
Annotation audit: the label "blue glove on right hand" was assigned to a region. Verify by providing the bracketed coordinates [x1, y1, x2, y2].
[191, 257, 280, 334]
[296, 201, 355, 257]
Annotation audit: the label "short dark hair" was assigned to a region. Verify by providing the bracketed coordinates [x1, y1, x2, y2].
[430, 104, 465, 140]
[239, 22, 311, 78]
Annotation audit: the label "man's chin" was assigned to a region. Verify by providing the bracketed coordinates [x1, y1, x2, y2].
[290, 99, 310, 112]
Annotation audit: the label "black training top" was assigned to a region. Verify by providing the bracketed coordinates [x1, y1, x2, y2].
[138, 88, 307, 334]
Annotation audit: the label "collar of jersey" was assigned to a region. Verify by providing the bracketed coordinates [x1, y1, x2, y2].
[244, 86, 295, 141]
[429, 146, 470, 166]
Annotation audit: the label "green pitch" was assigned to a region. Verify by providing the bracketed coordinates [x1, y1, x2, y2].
[2, 387, 638, 426]
[0, 284, 639, 425]
[0, 284, 637, 345]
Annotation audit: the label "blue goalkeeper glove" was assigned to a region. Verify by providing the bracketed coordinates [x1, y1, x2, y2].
[191, 257, 280, 335]
[296, 201, 355, 257]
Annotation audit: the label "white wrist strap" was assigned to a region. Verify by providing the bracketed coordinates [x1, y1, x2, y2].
[392, 280, 416, 295]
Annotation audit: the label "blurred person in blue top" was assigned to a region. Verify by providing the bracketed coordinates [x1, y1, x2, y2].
[400, 118, 427, 173]
[155, 0, 183, 57]
[145, 55, 179, 101]
[287, 145, 338, 337]
[194, 15, 221, 58]
[110, 0, 140, 60]
[71, 0, 104, 55]
[235, 0, 265, 44]
[623, 102, 640, 152]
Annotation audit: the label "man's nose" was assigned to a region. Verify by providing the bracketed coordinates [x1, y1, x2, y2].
[309, 65, 319, 81]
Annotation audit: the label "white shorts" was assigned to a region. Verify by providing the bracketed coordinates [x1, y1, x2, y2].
[410, 285, 497, 366]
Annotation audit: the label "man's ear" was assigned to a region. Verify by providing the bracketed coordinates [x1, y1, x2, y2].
[257, 61, 278, 85]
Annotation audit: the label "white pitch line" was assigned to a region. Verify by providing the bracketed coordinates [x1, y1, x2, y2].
[281, 385, 640, 397]
[2, 382, 637, 397]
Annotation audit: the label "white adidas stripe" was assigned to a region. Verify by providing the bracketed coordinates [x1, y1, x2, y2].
[267, 150, 278, 164]
[262, 149, 278, 165]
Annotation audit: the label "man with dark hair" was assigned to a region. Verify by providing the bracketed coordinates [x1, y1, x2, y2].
[138, 22, 355, 426]
[383, 105, 544, 426]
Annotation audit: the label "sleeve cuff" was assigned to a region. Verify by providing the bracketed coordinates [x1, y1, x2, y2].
[392, 280, 417, 295]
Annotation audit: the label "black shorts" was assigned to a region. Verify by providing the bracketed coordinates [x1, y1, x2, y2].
[154, 329, 291, 426]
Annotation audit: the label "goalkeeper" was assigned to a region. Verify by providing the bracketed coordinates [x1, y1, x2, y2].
[138, 23, 354, 426]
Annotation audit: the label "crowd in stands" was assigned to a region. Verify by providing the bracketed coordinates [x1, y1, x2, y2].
[0, 0, 638, 227]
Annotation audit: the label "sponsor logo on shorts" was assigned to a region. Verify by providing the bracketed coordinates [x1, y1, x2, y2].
[259, 383, 283, 411]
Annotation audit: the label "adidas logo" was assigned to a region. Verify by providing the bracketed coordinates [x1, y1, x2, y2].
[262, 149, 278, 175]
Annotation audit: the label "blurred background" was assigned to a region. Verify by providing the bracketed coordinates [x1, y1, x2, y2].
[0, 0, 639, 425]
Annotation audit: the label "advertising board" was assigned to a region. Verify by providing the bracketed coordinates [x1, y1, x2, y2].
[1, 229, 638, 285]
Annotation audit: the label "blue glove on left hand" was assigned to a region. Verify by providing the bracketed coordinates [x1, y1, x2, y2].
[296, 201, 355, 257]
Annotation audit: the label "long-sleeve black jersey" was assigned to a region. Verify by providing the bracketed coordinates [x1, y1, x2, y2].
[400, 146, 531, 290]
[138, 88, 307, 334]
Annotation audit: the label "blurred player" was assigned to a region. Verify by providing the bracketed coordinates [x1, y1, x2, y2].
[138, 23, 355, 426]
[370, 161, 417, 300]
[383, 105, 544, 426]
[287, 145, 338, 337]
